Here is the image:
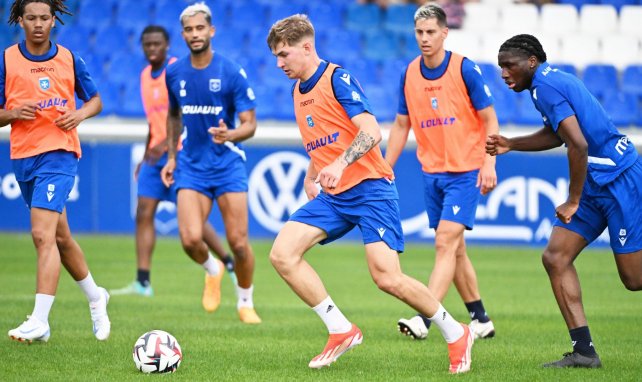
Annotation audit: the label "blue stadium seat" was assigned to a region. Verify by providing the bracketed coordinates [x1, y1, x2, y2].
[602, 91, 637, 126]
[212, 27, 247, 59]
[400, 32, 420, 61]
[621, 65, 642, 97]
[477, 62, 504, 89]
[55, 24, 94, 53]
[492, 93, 518, 125]
[116, 1, 154, 32]
[253, 84, 277, 120]
[153, 1, 184, 32]
[582, 64, 618, 99]
[380, 59, 407, 87]
[105, 50, 146, 88]
[383, 4, 416, 34]
[121, 81, 145, 117]
[77, 0, 116, 29]
[94, 25, 132, 56]
[344, 58, 380, 91]
[306, 3, 345, 30]
[96, 82, 121, 116]
[366, 85, 396, 122]
[363, 31, 400, 62]
[229, 3, 268, 31]
[318, 29, 362, 66]
[345, 3, 382, 33]
[267, 2, 307, 25]
[599, 0, 637, 11]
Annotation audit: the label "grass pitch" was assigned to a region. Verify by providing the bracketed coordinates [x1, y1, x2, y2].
[1, 233, 640, 381]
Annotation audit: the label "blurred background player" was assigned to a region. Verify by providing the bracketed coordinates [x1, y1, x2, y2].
[111, 25, 236, 297]
[161, 3, 261, 323]
[489, 34, 642, 368]
[1, 0, 110, 342]
[267, 14, 474, 372]
[385, 3, 497, 341]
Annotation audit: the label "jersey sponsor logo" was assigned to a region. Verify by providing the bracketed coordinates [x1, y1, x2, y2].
[36, 97, 69, 110]
[340, 73, 350, 85]
[179, 80, 187, 97]
[351, 91, 361, 102]
[181, 105, 223, 115]
[431, 97, 438, 109]
[305, 132, 339, 153]
[209, 78, 221, 92]
[300, 99, 314, 107]
[39, 77, 50, 91]
[30, 67, 54, 74]
[424, 86, 442, 92]
[248, 151, 311, 233]
[306, 114, 314, 128]
[420, 117, 456, 129]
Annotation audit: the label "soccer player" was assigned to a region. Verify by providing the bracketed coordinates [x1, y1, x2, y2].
[488, 34, 642, 368]
[160, 3, 260, 323]
[1, 0, 110, 342]
[385, 3, 497, 341]
[267, 14, 474, 372]
[110, 25, 236, 297]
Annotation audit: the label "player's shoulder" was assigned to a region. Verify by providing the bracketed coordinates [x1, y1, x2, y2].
[165, 56, 189, 77]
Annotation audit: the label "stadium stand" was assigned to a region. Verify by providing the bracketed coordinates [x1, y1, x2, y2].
[0, 0, 640, 126]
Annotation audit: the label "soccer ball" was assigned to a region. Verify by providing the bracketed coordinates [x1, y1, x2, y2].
[132, 330, 183, 373]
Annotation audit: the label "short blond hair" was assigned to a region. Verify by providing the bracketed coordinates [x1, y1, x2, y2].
[267, 14, 315, 50]
[180, 2, 212, 25]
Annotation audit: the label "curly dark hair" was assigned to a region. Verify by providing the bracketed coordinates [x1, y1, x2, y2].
[8, 0, 72, 25]
[499, 34, 547, 62]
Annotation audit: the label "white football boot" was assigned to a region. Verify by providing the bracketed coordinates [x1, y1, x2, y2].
[397, 316, 429, 340]
[8, 316, 50, 343]
[469, 319, 495, 339]
[90, 287, 111, 340]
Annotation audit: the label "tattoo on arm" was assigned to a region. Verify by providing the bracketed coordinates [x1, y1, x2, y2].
[343, 131, 376, 165]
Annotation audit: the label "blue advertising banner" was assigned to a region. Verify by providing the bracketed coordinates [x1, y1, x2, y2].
[0, 141, 609, 246]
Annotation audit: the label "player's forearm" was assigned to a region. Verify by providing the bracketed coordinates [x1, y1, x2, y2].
[508, 126, 563, 152]
[166, 111, 181, 159]
[338, 128, 379, 168]
[228, 120, 256, 142]
[385, 120, 410, 168]
[481, 108, 499, 166]
[0, 108, 17, 127]
[566, 140, 588, 204]
[78, 95, 102, 121]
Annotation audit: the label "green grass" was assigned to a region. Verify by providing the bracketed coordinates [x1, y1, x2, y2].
[1, 233, 640, 381]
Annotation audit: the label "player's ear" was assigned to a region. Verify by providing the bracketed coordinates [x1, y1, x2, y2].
[210, 25, 215, 38]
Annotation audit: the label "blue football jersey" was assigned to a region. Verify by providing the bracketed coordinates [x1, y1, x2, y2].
[166, 52, 256, 178]
[530, 62, 638, 186]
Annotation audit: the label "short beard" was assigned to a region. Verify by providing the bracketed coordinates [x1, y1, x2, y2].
[189, 39, 210, 55]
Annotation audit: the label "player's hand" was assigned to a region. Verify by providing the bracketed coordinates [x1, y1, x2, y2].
[555, 200, 579, 224]
[160, 158, 176, 187]
[12, 102, 38, 121]
[54, 107, 84, 131]
[477, 161, 497, 195]
[208, 119, 230, 144]
[486, 134, 511, 156]
[304, 177, 320, 200]
[314, 159, 346, 190]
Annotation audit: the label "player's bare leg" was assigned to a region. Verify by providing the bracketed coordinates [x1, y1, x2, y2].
[542, 226, 601, 368]
[203, 221, 237, 286]
[614, 250, 642, 291]
[217, 191, 260, 323]
[177, 189, 224, 312]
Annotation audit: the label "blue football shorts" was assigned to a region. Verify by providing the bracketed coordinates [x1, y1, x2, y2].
[137, 153, 176, 202]
[423, 169, 481, 230]
[13, 151, 78, 214]
[174, 157, 248, 200]
[289, 179, 405, 252]
[555, 158, 642, 254]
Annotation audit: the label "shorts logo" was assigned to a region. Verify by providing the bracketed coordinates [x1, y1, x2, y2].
[306, 115, 314, 128]
[39, 77, 50, 91]
[47, 184, 55, 202]
[377, 227, 386, 238]
[179, 80, 187, 97]
[619, 228, 627, 246]
[452, 205, 461, 215]
[209, 79, 221, 92]
[431, 97, 438, 109]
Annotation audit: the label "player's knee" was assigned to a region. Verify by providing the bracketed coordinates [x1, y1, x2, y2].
[55, 232, 74, 251]
[269, 247, 295, 273]
[135, 205, 155, 223]
[229, 239, 249, 261]
[373, 272, 404, 297]
[541, 249, 564, 273]
[621, 274, 642, 291]
[31, 227, 55, 249]
[179, 233, 201, 254]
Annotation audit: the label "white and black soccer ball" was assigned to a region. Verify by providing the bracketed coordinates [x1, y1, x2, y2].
[132, 330, 183, 373]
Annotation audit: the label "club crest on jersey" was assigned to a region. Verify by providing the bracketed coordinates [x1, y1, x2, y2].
[179, 80, 187, 97]
[306, 114, 314, 128]
[209, 79, 221, 92]
[431, 97, 438, 109]
[39, 77, 50, 91]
